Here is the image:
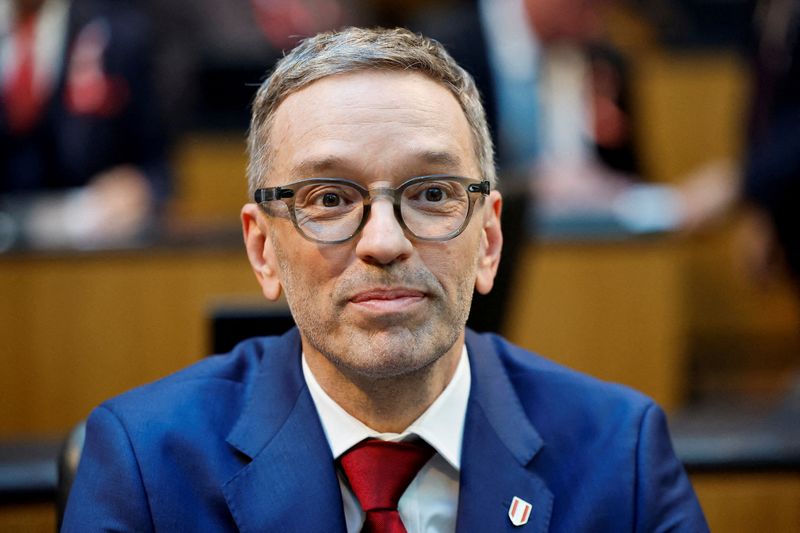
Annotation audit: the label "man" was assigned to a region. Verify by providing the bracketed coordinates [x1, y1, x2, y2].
[413, 0, 672, 333]
[741, 0, 800, 288]
[670, 0, 800, 285]
[62, 27, 707, 531]
[0, 0, 169, 245]
[417, 0, 635, 172]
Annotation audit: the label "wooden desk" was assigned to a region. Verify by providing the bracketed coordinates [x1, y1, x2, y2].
[692, 472, 800, 532]
[0, 504, 55, 533]
[506, 236, 688, 409]
[4, 224, 797, 425]
[0, 243, 259, 436]
[1, 233, 692, 436]
[2, 230, 798, 530]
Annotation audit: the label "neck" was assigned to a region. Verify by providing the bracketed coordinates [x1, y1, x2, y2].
[304, 337, 463, 433]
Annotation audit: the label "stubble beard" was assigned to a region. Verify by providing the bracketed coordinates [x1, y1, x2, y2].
[272, 241, 475, 381]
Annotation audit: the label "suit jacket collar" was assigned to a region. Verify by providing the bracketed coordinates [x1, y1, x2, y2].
[222, 328, 347, 533]
[221, 328, 552, 532]
[458, 330, 553, 531]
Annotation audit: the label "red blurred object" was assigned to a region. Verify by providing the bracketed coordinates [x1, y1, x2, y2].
[250, 0, 344, 49]
[3, 17, 43, 133]
[64, 19, 129, 117]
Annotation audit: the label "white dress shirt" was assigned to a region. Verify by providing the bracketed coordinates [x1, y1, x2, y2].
[480, 0, 682, 232]
[0, 0, 70, 102]
[302, 347, 471, 533]
[480, 0, 594, 163]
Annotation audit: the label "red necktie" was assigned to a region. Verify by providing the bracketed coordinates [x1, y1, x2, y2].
[339, 439, 435, 533]
[4, 16, 41, 133]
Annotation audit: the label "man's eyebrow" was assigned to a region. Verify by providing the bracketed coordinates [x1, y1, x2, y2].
[415, 150, 462, 168]
[291, 156, 348, 177]
[291, 150, 464, 178]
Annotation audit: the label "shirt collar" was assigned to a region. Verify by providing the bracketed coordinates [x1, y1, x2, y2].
[302, 346, 471, 471]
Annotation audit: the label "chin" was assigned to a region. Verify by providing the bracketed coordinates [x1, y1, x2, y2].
[327, 325, 459, 378]
[337, 351, 441, 381]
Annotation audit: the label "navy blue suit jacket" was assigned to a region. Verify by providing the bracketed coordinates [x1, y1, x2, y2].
[62, 328, 707, 531]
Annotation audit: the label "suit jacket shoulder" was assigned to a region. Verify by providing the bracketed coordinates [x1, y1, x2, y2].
[64, 328, 707, 532]
[461, 331, 708, 531]
[62, 328, 345, 532]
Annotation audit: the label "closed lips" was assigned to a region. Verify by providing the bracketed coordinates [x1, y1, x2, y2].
[350, 288, 426, 303]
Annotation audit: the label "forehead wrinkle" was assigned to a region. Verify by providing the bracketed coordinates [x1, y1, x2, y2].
[289, 148, 467, 182]
[284, 84, 463, 140]
[271, 71, 479, 181]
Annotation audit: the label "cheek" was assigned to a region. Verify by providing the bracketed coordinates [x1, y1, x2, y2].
[274, 231, 351, 285]
[420, 239, 480, 290]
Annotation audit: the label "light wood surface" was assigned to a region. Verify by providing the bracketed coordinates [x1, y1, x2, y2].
[172, 135, 249, 221]
[3, 229, 796, 433]
[632, 52, 749, 184]
[505, 237, 688, 410]
[0, 236, 693, 435]
[692, 472, 800, 532]
[0, 504, 56, 533]
[0, 248, 259, 436]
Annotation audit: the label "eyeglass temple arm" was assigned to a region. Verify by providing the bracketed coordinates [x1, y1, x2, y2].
[468, 181, 491, 195]
[255, 188, 295, 202]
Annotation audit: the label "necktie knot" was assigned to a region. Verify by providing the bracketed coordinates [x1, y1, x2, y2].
[339, 438, 434, 532]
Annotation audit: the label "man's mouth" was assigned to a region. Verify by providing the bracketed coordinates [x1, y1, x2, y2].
[349, 287, 426, 312]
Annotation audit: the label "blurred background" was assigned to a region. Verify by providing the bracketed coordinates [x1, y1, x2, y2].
[1, 0, 799, 530]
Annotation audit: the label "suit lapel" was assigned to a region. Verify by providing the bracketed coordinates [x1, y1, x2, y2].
[221, 329, 346, 533]
[218, 328, 553, 531]
[457, 331, 554, 532]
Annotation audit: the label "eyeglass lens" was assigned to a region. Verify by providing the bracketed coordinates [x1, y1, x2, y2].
[293, 183, 364, 242]
[292, 178, 471, 242]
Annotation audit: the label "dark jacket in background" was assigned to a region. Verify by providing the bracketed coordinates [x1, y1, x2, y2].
[743, 0, 800, 280]
[0, 0, 170, 200]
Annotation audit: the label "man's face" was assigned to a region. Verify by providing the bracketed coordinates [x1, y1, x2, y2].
[242, 70, 502, 381]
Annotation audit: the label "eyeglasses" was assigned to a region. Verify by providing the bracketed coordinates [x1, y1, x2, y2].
[254, 175, 490, 244]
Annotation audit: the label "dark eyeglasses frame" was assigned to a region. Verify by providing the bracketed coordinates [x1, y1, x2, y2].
[254, 174, 490, 244]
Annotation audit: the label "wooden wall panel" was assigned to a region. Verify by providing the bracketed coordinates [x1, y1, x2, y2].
[505, 238, 688, 409]
[0, 250, 262, 436]
[0, 504, 55, 533]
[632, 52, 749, 184]
[692, 472, 800, 532]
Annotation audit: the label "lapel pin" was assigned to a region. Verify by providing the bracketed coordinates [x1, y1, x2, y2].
[508, 496, 532, 526]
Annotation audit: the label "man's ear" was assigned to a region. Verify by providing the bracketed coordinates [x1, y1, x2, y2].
[241, 203, 282, 301]
[475, 190, 503, 295]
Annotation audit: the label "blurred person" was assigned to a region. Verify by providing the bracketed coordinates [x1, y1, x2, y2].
[675, 0, 800, 293]
[62, 27, 708, 531]
[737, 0, 800, 290]
[445, 0, 732, 225]
[144, 0, 367, 132]
[0, 0, 170, 247]
[415, 0, 679, 332]
[667, 0, 800, 446]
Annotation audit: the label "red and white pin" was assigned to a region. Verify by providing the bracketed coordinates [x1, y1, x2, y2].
[508, 496, 532, 526]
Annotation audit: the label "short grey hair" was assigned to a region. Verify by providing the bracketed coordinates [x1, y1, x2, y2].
[246, 27, 496, 194]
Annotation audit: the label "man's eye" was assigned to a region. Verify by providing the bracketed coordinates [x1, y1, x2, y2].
[424, 187, 444, 202]
[322, 192, 341, 207]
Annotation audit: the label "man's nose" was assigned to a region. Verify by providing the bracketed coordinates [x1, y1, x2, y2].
[354, 198, 413, 265]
